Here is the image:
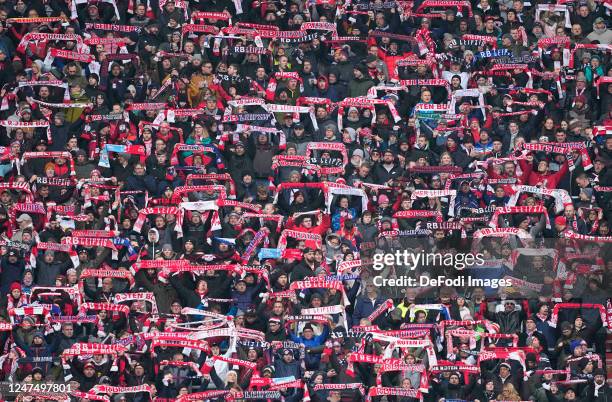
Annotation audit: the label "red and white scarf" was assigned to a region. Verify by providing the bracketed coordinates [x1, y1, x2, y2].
[305, 142, 348, 175]
[62, 343, 127, 357]
[507, 185, 572, 214]
[367, 387, 422, 402]
[16, 33, 84, 53]
[78, 268, 135, 291]
[550, 303, 607, 327]
[489, 205, 550, 229]
[1, 120, 51, 143]
[133, 206, 184, 234]
[44, 48, 94, 69]
[277, 229, 322, 250]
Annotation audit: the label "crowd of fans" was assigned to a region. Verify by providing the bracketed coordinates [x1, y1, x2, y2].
[0, 0, 610, 401]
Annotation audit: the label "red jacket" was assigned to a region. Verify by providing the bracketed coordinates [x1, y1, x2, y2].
[527, 161, 569, 189]
[487, 159, 532, 185]
[285, 214, 330, 237]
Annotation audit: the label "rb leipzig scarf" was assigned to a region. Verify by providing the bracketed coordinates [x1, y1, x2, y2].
[550, 303, 607, 327]
[0, 120, 51, 143]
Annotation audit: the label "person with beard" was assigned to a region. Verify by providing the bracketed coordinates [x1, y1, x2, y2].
[299, 60, 318, 97]
[581, 368, 609, 401]
[257, 296, 287, 322]
[62, 62, 88, 89]
[235, 172, 257, 202]
[347, 63, 374, 98]
[140, 22, 162, 62]
[442, 61, 469, 90]
[247, 132, 278, 186]
[65, 82, 92, 123]
[125, 361, 153, 396]
[182, 212, 206, 252]
[342, 106, 360, 130]
[482, 299, 527, 337]
[408, 135, 438, 165]
[432, 372, 468, 400]
[286, 123, 313, 155]
[389, 137, 411, 161]
[329, 49, 354, 88]
[289, 247, 318, 282]
[586, 17, 612, 44]
[68, 361, 99, 391]
[241, 52, 263, 81]
[372, 149, 401, 185]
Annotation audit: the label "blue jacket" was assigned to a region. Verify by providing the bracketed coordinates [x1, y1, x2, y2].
[0, 257, 25, 295]
[289, 325, 329, 369]
[231, 281, 265, 312]
[352, 295, 387, 327]
[289, 325, 329, 347]
[331, 207, 357, 231]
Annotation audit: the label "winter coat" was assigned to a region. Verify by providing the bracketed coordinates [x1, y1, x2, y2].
[34, 257, 72, 287]
[0, 257, 25, 295]
[135, 270, 179, 314]
[347, 77, 375, 98]
[273, 357, 302, 379]
[352, 295, 387, 327]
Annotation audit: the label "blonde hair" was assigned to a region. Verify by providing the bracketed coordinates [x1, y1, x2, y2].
[497, 383, 521, 401]
[226, 370, 238, 386]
